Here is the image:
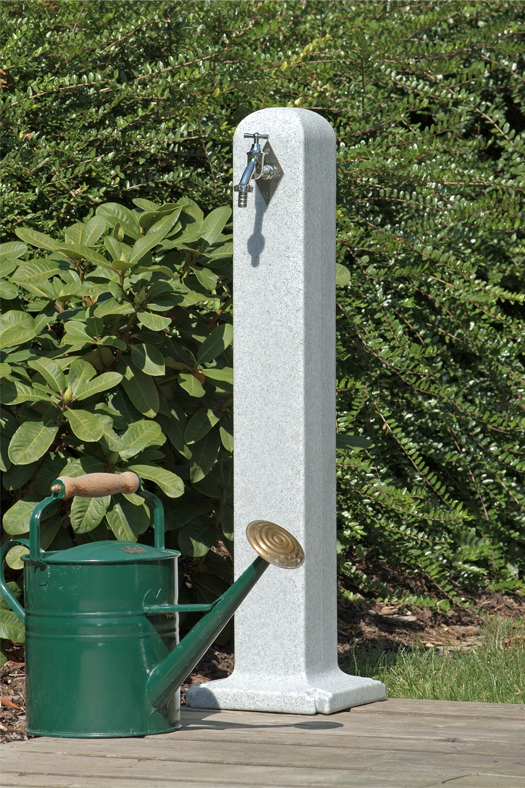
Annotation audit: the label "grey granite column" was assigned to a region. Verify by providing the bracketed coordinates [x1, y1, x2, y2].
[186, 108, 386, 714]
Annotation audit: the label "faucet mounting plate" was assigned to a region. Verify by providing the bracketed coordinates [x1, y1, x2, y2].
[256, 141, 284, 206]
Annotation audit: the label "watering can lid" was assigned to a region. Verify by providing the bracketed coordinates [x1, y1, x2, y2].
[40, 541, 180, 565]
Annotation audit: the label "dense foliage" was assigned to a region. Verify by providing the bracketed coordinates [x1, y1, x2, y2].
[1, 1, 524, 610]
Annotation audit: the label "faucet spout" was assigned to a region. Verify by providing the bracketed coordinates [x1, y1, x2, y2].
[234, 132, 269, 207]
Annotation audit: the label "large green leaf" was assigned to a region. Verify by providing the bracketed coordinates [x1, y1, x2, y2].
[15, 226, 58, 251]
[157, 403, 186, 453]
[189, 429, 221, 483]
[0, 581, 21, 611]
[0, 280, 19, 299]
[68, 358, 97, 396]
[0, 610, 25, 643]
[75, 372, 122, 400]
[0, 311, 36, 350]
[336, 435, 373, 451]
[106, 500, 137, 542]
[219, 414, 233, 452]
[61, 321, 93, 347]
[130, 343, 165, 376]
[81, 215, 107, 246]
[196, 324, 233, 363]
[178, 371, 205, 398]
[94, 298, 135, 318]
[2, 460, 39, 492]
[120, 420, 165, 459]
[67, 409, 106, 442]
[200, 206, 232, 245]
[28, 357, 66, 394]
[0, 241, 27, 259]
[193, 267, 218, 292]
[71, 495, 110, 533]
[2, 499, 35, 535]
[119, 360, 159, 418]
[128, 464, 184, 498]
[178, 517, 217, 557]
[184, 408, 219, 445]
[201, 367, 233, 392]
[8, 421, 58, 465]
[12, 259, 64, 285]
[96, 203, 141, 240]
[137, 311, 171, 331]
[165, 499, 213, 530]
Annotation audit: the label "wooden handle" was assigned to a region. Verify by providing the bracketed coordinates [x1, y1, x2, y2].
[53, 472, 140, 500]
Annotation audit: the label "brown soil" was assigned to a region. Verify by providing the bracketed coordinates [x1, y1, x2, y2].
[2, 590, 524, 744]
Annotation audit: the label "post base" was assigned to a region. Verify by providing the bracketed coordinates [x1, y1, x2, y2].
[186, 670, 386, 715]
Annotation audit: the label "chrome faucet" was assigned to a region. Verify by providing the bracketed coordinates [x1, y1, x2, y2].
[234, 133, 281, 208]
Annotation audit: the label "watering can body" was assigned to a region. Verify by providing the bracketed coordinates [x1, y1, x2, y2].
[22, 540, 181, 737]
[0, 472, 304, 738]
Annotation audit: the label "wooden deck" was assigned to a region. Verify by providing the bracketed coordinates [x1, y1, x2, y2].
[1, 698, 524, 787]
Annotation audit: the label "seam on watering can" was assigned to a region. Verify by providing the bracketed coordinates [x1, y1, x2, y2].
[27, 631, 167, 641]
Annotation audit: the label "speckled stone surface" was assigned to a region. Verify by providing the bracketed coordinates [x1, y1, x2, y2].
[186, 108, 385, 714]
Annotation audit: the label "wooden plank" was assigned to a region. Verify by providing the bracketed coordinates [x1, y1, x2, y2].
[350, 698, 525, 720]
[0, 751, 474, 787]
[1, 746, 522, 780]
[2, 737, 521, 772]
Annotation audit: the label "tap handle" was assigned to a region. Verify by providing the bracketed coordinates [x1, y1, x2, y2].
[244, 132, 269, 145]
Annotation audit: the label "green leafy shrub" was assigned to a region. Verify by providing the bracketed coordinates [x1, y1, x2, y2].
[1, 1, 524, 603]
[0, 198, 234, 614]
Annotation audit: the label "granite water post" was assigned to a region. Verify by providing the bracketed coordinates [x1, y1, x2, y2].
[186, 108, 386, 713]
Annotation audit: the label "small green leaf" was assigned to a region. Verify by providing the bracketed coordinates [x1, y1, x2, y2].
[128, 464, 184, 498]
[178, 371, 205, 398]
[71, 495, 110, 533]
[336, 264, 351, 287]
[67, 409, 106, 442]
[185, 408, 219, 445]
[8, 421, 58, 465]
[196, 324, 233, 363]
[6, 545, 29, 571]
[130, 343, 165, 376]
[119, 420, 165, 459]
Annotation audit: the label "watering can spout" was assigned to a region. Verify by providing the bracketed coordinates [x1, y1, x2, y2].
[147, 521, 304, 710]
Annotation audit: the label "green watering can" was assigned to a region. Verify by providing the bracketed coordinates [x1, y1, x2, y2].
[0, 471, 304, 738]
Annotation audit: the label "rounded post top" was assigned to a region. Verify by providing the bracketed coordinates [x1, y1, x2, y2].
[234, 107, 335, 146]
